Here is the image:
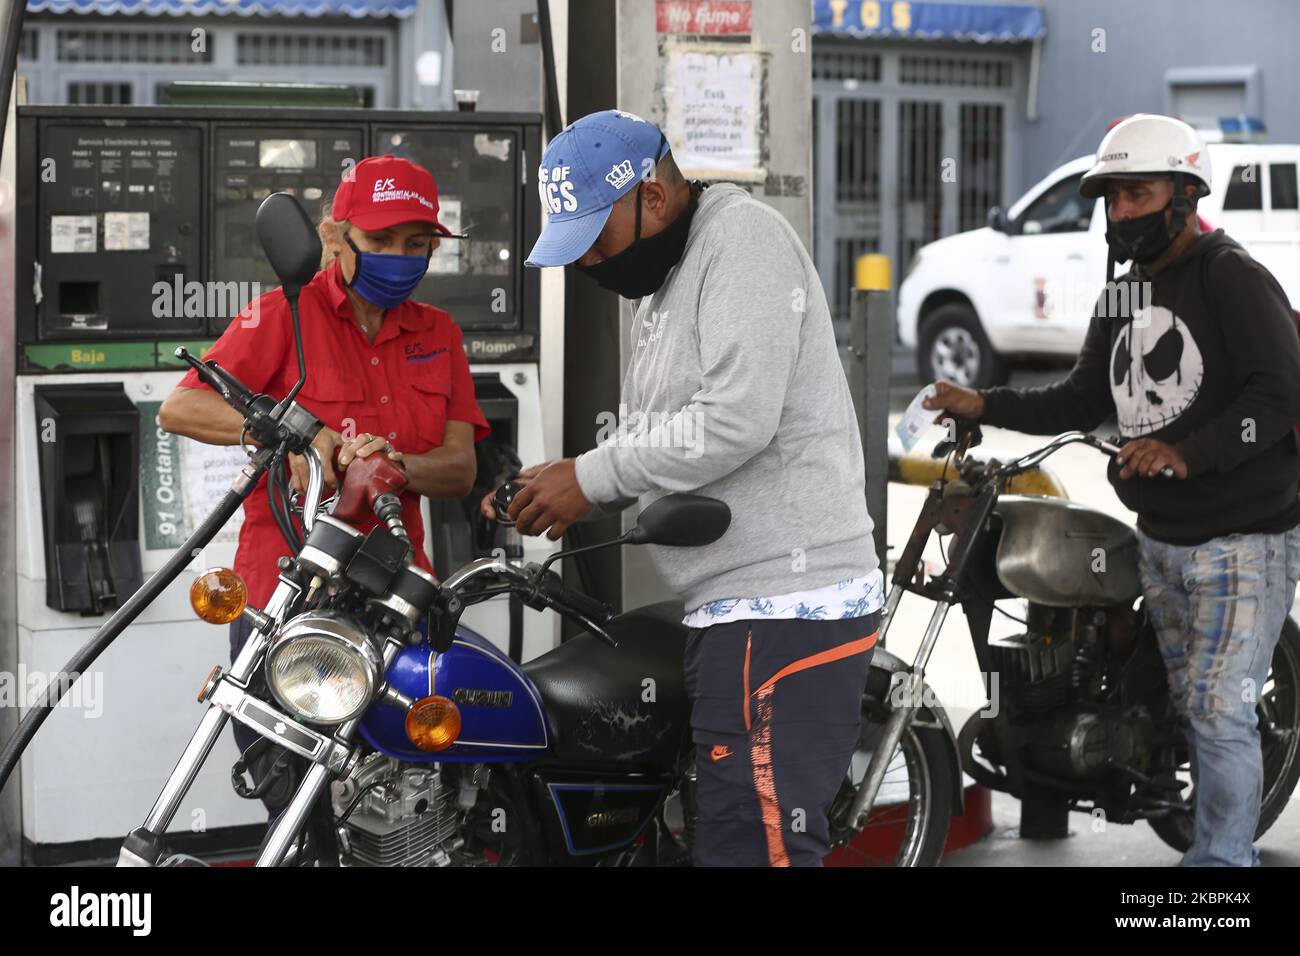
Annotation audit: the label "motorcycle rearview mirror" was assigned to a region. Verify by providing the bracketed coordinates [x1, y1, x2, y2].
[533, 493, 731, 577]
[255, 192, 321, 410]
[626, 494, 731, 547]
[256, 192, 321, 299]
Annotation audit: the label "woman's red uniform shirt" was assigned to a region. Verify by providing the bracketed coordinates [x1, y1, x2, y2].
[179, 262, 489, 606]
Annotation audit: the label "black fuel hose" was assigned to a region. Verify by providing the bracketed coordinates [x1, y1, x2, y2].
[267, 453, 305, 552]
[0, 451, 273, 794]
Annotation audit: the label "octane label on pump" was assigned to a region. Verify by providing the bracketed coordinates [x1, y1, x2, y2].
[138, 402, 245, 551]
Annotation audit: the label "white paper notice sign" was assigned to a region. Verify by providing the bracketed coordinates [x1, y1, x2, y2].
[50, 215, 97, 253]
[663, 47, 764, 178]
[104, 211, 151, 251]
[183, 441, 248, 545]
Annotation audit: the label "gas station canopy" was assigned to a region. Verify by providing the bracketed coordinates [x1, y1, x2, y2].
[26, 0, 416, 17]
[811, 0, 1046, 43]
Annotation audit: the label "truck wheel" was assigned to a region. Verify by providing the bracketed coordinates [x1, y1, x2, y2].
[916, 304, 1008, 388]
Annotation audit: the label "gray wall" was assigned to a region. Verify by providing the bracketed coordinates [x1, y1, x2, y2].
[1018, 0, 1300, 195]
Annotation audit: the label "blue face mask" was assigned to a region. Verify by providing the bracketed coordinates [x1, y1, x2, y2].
[344, 234, 432, 308]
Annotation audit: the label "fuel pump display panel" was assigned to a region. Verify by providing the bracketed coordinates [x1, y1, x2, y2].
[16, 108, 541, 370]
[211, 126, 363, 331]
[36, 124, 204, 339]
[374, 126, 521, 332]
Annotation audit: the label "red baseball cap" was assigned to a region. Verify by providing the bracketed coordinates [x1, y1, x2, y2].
[331, 154, 455, 235]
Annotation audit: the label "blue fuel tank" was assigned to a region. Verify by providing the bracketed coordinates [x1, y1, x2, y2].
[358, 623, 550, 763]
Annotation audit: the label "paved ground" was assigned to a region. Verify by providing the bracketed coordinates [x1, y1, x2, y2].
[884, 351, 1300, 866]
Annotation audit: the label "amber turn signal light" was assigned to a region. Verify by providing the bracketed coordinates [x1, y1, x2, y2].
[405, 695, 462, 752]
[190, 568, 248, 625]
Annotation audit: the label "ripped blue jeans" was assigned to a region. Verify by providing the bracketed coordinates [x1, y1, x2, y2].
[1137, 526, 1300, 867]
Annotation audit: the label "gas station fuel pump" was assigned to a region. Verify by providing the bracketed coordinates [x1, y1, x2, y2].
[4, 105, 553, 863]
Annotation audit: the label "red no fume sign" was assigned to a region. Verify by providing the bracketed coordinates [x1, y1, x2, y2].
[656, 0, 753, 35]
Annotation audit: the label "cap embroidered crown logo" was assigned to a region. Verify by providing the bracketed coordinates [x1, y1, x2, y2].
[606, 160, 635, 189]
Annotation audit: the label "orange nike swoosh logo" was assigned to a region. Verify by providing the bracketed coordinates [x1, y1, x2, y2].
[711, 745, 732, 761]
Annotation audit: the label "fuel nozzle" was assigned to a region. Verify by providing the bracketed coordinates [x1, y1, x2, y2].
[493, 480, 526, 566]
[372, 491, 409, 544]
[333, 450, 409, 543]
[493, 480, 524, 527]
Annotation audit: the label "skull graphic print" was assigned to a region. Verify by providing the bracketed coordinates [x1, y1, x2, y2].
[1110, 304, 1204, 437]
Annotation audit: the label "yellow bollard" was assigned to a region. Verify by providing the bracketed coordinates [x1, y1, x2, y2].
[855, 253, 892, 292]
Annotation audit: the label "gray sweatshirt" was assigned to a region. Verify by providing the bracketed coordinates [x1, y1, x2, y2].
[574, 183, 878, 613]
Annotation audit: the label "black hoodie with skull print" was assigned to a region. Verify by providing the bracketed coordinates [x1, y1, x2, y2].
[981, 229, 1300, 546]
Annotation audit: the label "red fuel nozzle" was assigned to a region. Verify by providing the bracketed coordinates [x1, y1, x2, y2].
[332, 449, 409, 524]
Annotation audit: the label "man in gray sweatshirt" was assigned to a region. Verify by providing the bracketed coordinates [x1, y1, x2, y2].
[497, 110, 883, 866]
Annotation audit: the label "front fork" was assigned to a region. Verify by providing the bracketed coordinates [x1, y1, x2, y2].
[116, 579, 396, 867]
[845, 482, 998, 830]
[117, 582, 293, 867]
[845, 583, 952, 829]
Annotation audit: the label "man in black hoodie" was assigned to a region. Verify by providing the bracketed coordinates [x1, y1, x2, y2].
[926, 114, 1300, 866]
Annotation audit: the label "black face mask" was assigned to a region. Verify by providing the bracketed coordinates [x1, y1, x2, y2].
[1106, 201, 1177, 264]
[575, 182, 701, 298]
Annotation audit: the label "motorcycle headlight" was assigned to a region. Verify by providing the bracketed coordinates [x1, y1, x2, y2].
[265, 612, 383, 725]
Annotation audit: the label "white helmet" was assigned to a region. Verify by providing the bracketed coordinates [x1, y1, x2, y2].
[1080, 114, 1211, 199]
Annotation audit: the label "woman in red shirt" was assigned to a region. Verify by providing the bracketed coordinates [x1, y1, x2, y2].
[160, 155, 489, 774]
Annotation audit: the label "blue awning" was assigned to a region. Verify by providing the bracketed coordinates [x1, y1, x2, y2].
[812, 1, 1046, 43]
[26, 0, 415, 17]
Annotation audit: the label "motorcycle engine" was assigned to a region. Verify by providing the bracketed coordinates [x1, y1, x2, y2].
[985, 604, 1155, 781]
[334, 753, 467, 867]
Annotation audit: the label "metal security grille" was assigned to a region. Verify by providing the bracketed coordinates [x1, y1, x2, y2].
[827, 96, 881, 330]
[836, 98, 880, 203]
[813, 49, 882, 82]
[56, 29, 209, 64]
[22, 20, 398, 107]
[813, 42, 1019, 344]
[67, 82, 133, 105]
[898, 100, 943, 269]
[959, 102, 1004, 231]
[236, 32, 385, 67]
[899, 55, 1011, 87]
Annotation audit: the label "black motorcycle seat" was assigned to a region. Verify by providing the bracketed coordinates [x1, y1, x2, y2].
[522, 600, 691, 770]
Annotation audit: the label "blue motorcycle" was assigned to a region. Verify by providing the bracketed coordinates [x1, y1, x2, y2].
[129, 453, 730, 867]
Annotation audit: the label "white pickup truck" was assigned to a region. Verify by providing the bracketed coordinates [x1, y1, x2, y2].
[897, 143, 1300, 387]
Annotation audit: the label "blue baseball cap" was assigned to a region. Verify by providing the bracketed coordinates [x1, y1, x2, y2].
[526, 110, 670, 267]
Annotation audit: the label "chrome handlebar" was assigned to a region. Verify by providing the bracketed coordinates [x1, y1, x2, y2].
[442, 556, 531, 592]
[990, 430, 1173, 480]
[440, 556, 617, 647]
[293, 446, 340, 534]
